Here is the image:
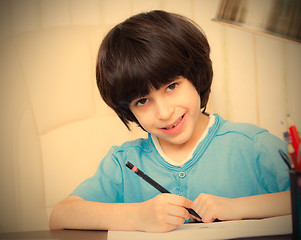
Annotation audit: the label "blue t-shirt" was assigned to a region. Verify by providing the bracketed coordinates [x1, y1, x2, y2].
[71, 114, 290, 203]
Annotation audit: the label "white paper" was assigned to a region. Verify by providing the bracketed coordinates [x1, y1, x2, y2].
[108, 215, 292, 240]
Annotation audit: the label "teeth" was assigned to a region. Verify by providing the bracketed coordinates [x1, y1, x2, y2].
[165, 116, 183, 129]
[173, 119, 181, 127]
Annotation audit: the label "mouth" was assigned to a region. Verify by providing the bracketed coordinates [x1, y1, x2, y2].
[163, 115, 184, 130]
[161, 114, 186, 135]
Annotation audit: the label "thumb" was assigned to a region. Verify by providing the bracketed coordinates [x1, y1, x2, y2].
[184, 198, 193, 209]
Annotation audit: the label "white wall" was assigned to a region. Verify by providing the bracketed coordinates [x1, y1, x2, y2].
[0, 0, 300, 233]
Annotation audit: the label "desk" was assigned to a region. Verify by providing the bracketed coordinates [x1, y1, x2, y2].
[0, 230, 107, 240]
[0, 230, 291, 240]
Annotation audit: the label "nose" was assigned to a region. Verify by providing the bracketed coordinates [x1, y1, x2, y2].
[155, 100, 174, 120]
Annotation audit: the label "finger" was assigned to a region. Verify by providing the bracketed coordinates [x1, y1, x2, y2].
[201, 209, 218, 223]
[188, 209, 202, 222]
[192, 196, 205, 220]
[189, 214, 203, 222]
[192, 197, 202, 215]
[168, 195, 193, 209]
[165, 213, 186, 227]
[167, 204, 190, 220]
[197, 200, 209, 221]
[199, 200, 219, 223]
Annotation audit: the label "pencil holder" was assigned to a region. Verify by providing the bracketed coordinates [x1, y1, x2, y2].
[289, 170, 301, 240]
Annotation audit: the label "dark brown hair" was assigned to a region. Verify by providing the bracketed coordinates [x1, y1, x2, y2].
[96, 10, 213, 130]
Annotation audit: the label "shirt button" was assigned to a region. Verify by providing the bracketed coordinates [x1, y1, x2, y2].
[179, 172, 185, 178]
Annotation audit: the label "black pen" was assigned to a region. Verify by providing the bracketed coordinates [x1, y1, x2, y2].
[125, 161, 202, 220]
[279, 149, 292, 170]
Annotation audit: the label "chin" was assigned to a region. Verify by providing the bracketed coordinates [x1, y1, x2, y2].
[166, 134, 191, 145]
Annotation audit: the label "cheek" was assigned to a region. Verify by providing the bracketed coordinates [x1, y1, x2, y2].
[183, 92, 200, 112]
[191, 91, 201, 108]
[132, 112, 152, 129]
[193, 96, 201, 110]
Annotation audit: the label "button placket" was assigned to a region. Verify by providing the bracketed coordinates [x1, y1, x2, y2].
[177, 171, 186, 196]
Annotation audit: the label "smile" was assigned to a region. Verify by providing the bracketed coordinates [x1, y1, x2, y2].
[161, 114, 186, 135]
[163, 116, 183, 129]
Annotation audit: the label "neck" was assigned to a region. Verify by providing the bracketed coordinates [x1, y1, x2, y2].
[158, 112, 209, 163]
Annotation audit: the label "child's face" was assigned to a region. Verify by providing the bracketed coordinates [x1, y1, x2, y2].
[129, 77, 202, 146]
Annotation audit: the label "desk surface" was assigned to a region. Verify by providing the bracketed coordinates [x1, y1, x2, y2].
[0, 230, 291, 240]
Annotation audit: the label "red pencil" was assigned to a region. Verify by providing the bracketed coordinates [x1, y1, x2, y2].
[287, 116, 300, 151]
[289, 125, 300, 156]
[287, 115, 300, 171]
[288, 142, 299, 171]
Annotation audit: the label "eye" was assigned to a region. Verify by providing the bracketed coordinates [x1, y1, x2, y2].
[166, 82, 178, 92]
[136, 98, 149, 106]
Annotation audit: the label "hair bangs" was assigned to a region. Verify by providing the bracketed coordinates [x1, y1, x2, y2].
[112, 36, 181, 106]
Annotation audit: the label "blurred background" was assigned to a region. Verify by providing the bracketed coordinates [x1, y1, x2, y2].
[0, 0, 300, 233]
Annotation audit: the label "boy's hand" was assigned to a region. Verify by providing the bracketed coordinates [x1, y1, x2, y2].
[137, 193, 192, 232]
[190, 193, 239, 223]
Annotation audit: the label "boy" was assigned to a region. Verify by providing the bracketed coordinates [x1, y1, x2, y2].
[49, 10, 290, 233]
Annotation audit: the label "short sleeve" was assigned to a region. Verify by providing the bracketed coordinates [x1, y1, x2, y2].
[71, 147, 124, 203]
[253, 131, 290, 193]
